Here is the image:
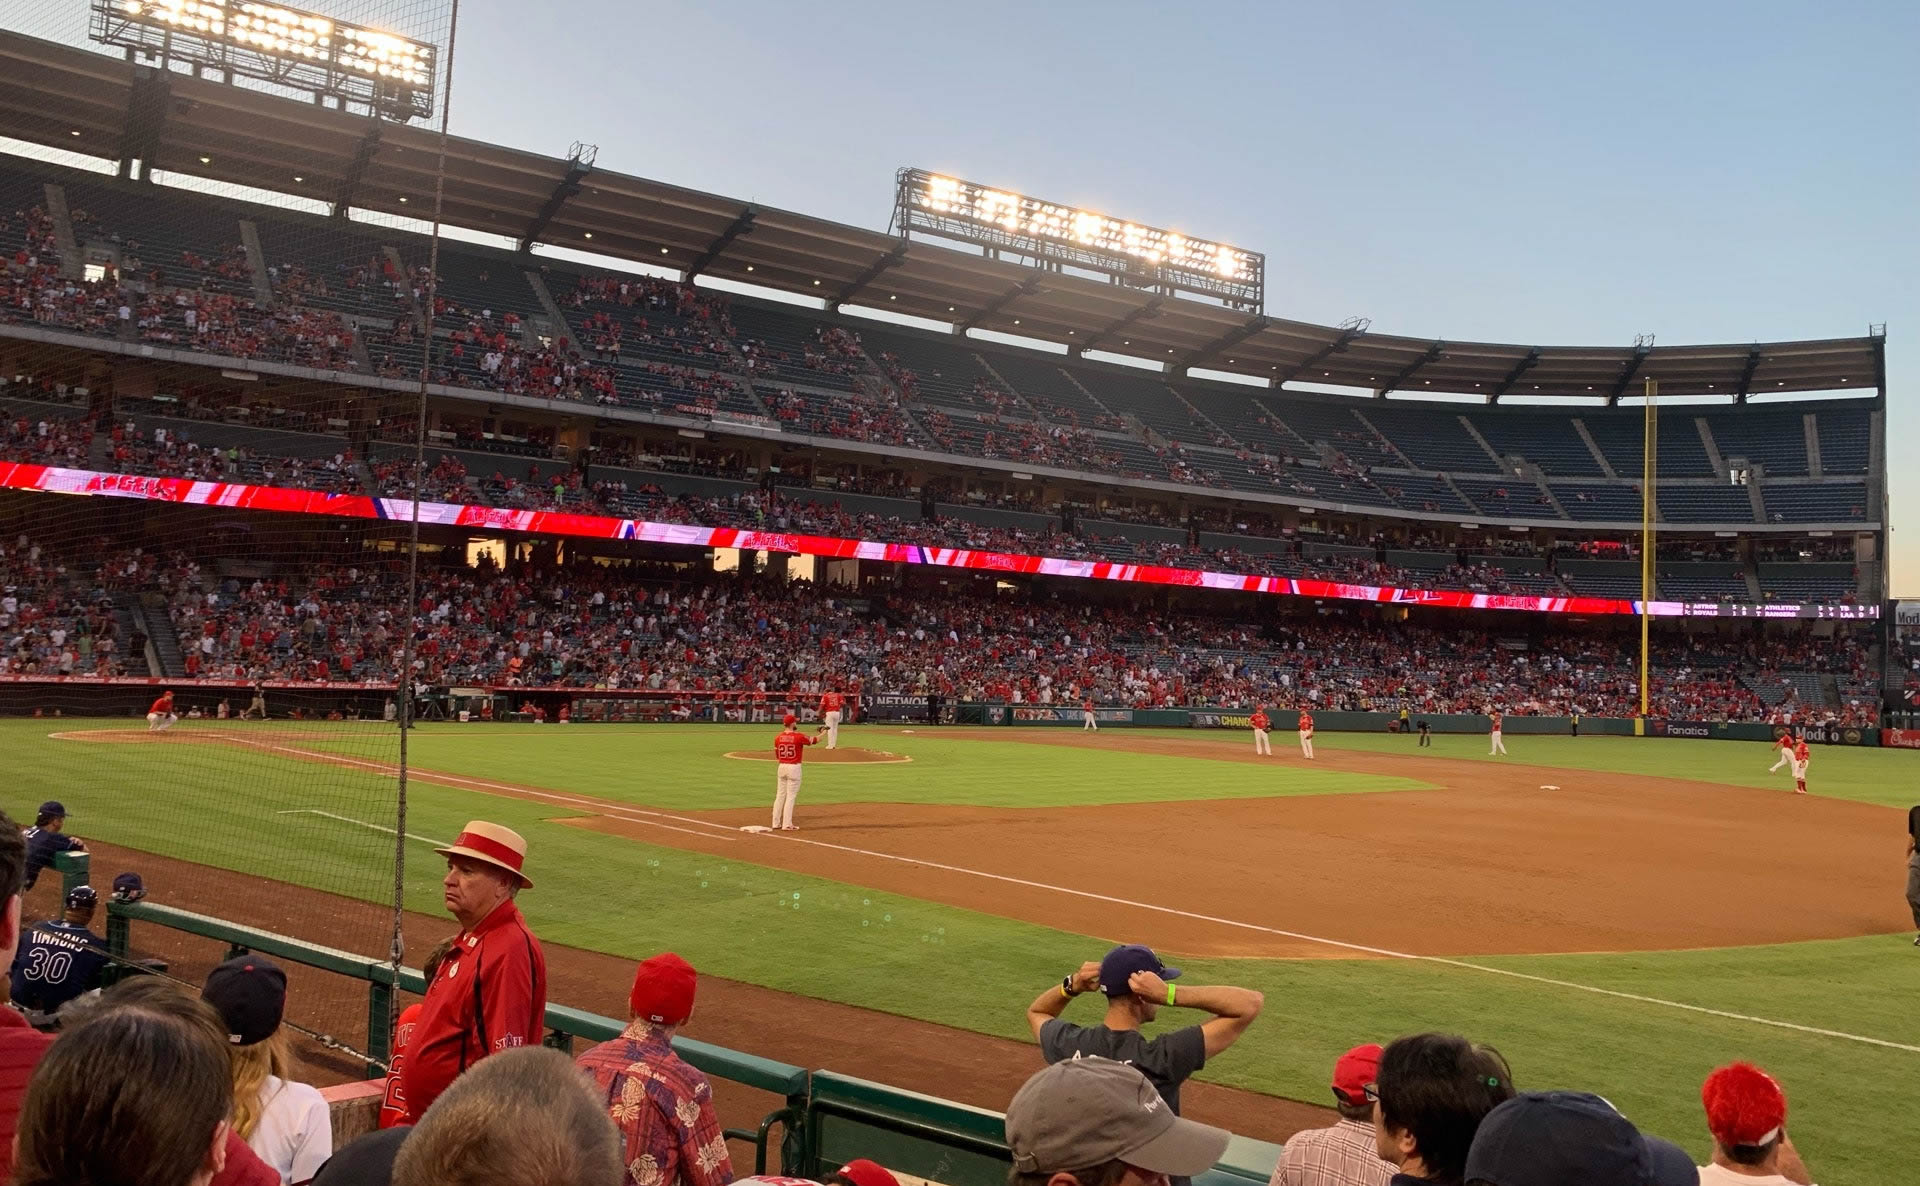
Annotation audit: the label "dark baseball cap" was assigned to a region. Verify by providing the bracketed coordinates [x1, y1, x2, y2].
[1098, 944, 1181, 997]
[202, 956, 288, 1046]
[1006, 1058, 1228, 1178]
[37, 801, 65, 819]
[65, 885, 98, 910]
[110, 872, 146, 902]
[1465, 1092, 1698, 1186]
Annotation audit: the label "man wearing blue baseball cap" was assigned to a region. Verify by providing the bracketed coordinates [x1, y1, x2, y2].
[1026, 943, 1264, 1119]
[1464, 1091, 1699, 1186]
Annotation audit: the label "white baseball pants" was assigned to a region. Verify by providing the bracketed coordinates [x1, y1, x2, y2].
[1299, 732, 1313, 759]
[1253, 728, 1270, 755]
[823, 710, 842, 749]
[147, 712, 176, 732]
[1490, 730, 1507, 755]
[772, 763, 803, 829]
[1083, 712, 1097, 731]
[1769, 750, 1790, 772]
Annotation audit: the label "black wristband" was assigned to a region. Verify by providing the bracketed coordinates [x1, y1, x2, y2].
[1062, 975, 1081, 997]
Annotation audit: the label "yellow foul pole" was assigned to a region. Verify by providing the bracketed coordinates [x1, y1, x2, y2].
[1639, 377, 1658, 716]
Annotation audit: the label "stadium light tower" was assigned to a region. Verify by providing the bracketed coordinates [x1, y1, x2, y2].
[89, 0, 439, 122]
[893, 168, 1264, 312]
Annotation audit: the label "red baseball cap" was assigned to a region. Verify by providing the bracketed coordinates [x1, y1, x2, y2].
[1702, 1062, 1787, 1148]
[783, 713, 797, 726]
[629, 952, 697, 1026]
[1331, 1043, 1383, 1105]
[834, 1160, 900, 1186]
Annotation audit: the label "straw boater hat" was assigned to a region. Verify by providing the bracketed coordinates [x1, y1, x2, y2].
[435, 821, 533, 889]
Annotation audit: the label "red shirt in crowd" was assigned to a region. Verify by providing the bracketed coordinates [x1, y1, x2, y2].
[774, 729, 815, 765]
[400, 898, 547, 1123]
[0, 1008, 54, 1180]
[377, 1002, 424, 1129]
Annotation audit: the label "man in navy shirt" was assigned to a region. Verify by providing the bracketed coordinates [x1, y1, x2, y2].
[9, 885, 108, 1014]
[20, 802, 84, 892]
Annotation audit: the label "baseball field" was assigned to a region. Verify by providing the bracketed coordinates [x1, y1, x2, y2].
[8, 718, 1916, 1186]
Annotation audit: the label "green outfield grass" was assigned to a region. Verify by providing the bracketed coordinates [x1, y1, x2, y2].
[6, 718, 1916, 1186]
[297, 724, 1432, 808]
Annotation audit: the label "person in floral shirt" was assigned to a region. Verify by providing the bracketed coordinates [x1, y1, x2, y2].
[577, 953, 733, 1186]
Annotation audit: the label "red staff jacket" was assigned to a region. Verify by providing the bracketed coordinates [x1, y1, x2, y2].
[400, 898, 547, 1121]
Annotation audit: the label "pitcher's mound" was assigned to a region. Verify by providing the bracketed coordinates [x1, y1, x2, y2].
[724, 747, 911, 764]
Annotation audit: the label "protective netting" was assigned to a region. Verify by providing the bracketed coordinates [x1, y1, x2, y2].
[0, 0, 458, 1065]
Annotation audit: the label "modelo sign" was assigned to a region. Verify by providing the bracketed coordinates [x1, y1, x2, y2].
[1798, 724, 1868, 746]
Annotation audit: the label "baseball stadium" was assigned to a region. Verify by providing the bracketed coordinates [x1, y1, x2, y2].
[0, 4, 1914, 1186]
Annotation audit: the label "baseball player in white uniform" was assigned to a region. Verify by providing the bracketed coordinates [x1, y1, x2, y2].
[819, 690, 844, 749]
[1081, 700, 1097, 732]
[770, 713, 819, 831]
[1488, 709, 1508, 755]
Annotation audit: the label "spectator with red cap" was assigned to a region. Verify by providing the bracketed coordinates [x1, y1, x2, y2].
[400, 821, 547, 1123]
[576, 952, 733, 1186]
[1697, 1063, 1814, 1185]
[1269, 1044, 1392, 1186]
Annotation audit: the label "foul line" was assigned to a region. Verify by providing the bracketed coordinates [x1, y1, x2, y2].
[274, 809, 450, 848]
[67, 730, 1917, 1055]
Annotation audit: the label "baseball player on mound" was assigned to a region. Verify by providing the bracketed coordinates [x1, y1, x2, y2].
[1488, 708, 1508, 755]
[1790, 735, 1811, 795]
[1297, 707, 1314, 759]
[771, 713, 821, 831]
[1767, 732, 1795, 774]
[146, 690, 178, 733]
[1248, 705, 1271, 756]
[819, 688, 845, 750]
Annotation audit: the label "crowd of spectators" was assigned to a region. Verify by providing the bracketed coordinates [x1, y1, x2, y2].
[8, 519, 1876, 725]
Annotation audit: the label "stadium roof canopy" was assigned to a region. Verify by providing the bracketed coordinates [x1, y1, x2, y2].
[0, 30, 1885, 403]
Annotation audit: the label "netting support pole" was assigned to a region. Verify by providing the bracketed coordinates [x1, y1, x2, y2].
[1639, 377, 1658, 717]
[390, 0, 463, 991]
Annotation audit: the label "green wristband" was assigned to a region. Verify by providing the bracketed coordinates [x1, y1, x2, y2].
[1166, 983, 1177, 1006]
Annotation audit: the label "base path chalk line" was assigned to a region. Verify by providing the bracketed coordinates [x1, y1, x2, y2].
[275, 809, 450, 849]
[764, 830, 1920, 1056]
[71, 730, 1915, 1055]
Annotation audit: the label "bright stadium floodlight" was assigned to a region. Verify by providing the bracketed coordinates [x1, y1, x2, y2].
[90, 0, 438, 121]
[894, 168, 1264, 312]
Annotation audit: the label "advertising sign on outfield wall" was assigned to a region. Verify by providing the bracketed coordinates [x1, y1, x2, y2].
[1880, 728, 1920, 749]
[1010, 706, 1134, 724]
[0, 461, 1877, 621]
